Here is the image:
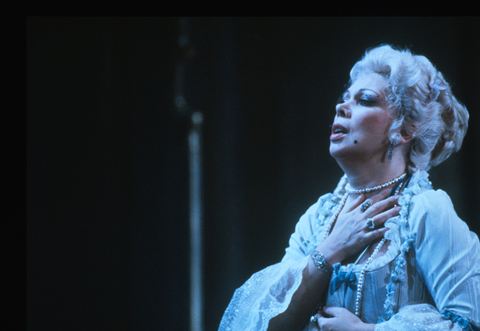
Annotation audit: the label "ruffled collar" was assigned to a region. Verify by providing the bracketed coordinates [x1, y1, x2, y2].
[320, 170, 432, 273]
[318, 170, 434, 320]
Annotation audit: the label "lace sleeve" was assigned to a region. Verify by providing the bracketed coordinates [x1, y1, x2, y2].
[218, 256, 309, 331]
[219, 194, 336, 331]
[375, 304, 463, 331]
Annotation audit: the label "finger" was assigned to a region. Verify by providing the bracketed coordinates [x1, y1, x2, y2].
[368, 188, 391, 204]
[316, 307, 347, 329]
[316, 315, 332, 330]
[362, 207, 400, 234]
[364, 195, 400, 217]
[345, 193, 367, 212]
[365, 226, 389, 242]
[318, 307, 330, 318]
[368, 205, 401, 228]
[359, 198, 373, 213]
[356, 189, 391, 213]
[320, 306, 341, 317]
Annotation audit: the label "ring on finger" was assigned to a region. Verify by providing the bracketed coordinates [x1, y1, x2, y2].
[366, 217, 375, 230]
[361, 199, 373, 212]
[310, 314, 319, 323]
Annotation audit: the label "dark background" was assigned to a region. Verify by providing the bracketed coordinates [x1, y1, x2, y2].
[27, 17, 480, 331]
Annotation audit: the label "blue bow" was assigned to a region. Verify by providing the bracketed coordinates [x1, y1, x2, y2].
[330, 263, 357, 295]
[442, 309, 478, 331]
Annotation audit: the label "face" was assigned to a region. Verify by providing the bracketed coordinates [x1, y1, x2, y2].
[329, 74, 394, 163]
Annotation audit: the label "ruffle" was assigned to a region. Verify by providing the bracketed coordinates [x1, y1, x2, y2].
[218, 256, 309, 331]
[375, 304, 465, 331]
[442, 309, 480, 331]
[306, 194, 338, 255]
[327, 170, 433, 321]
[220, 170, 477, 330]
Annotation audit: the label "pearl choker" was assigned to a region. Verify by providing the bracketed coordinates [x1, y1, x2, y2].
[345, 173, 407, 195]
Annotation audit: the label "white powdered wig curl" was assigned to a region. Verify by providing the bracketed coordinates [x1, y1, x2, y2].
[350, 45, 469, 173]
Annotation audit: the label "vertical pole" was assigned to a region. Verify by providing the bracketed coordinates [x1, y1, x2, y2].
[189, 111, 204, 331]
[175, 17, 203, 331]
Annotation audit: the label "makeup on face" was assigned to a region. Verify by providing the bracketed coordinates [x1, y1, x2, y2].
[338, 88, 382, 108]
[329, 74, 393, 154]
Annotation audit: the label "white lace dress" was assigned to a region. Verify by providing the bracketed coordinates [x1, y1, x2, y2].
[218, 171, 480, 331]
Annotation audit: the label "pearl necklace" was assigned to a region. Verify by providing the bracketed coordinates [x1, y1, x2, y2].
[323, 191, 390, 319]
[322, 193, 348, 241]
[345, 173, 406, 195]
[353, 177, 407, 317]
[354, 238, 386, 317]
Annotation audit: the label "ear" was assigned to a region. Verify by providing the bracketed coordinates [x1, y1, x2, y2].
[399, 129, 413, 145]
[390, 128, 413, 146]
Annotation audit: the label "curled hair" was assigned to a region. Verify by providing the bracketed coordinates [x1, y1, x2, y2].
[350, 45, 469, 173]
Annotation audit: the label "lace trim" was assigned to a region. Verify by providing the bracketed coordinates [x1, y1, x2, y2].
[325, 171, 433, 322]
[383, 171, 432, 320]
[218, 257, 309, 331]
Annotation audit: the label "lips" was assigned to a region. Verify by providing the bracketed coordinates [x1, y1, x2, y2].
[330, 123, 348, 141]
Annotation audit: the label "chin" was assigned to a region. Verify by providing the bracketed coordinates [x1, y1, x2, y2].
[329, 143, 355, 161]
[329, 143, 345, 157]
[329, 147, 344, 161]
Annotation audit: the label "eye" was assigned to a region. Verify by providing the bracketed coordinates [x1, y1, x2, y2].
[358, 95, 376, 106]
[358, 99, 373, 106]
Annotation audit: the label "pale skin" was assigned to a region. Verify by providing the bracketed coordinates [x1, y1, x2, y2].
[267, 74, 413, 331]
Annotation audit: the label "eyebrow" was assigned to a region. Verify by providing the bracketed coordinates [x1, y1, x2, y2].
[357, 88, 381, 97]
[341, 88, 381, 100]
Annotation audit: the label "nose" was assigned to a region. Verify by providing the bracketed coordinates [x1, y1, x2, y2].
[335, 102, 350, 118]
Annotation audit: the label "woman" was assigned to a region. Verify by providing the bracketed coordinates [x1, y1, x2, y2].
[218, 45, 480, 331]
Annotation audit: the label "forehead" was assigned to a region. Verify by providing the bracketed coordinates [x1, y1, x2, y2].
[348, 74, 388, 94]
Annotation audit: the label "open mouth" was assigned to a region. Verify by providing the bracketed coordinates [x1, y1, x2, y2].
[332, 124, 348, 134]
[333, 127, 347, 134]
[330, 124, 348, 141]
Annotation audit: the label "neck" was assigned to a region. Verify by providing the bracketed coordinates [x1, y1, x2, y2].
[338, 157, 407, 196]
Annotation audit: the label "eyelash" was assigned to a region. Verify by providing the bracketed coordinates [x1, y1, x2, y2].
[358, 98, 375, 106]
[337, 94, 375, 106]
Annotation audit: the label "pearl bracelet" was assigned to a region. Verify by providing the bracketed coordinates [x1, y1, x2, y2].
[311, 251, 333, 274]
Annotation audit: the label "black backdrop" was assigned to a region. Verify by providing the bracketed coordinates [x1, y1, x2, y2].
[27, 17, 480, 331]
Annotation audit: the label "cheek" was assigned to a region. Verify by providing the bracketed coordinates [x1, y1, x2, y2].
[358, 114, 391, 138]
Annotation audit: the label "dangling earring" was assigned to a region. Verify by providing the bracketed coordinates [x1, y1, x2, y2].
[388, 142, 397, 160]
[388, 133, 401, 161]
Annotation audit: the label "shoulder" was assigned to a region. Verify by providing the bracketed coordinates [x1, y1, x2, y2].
[408, 189, 457, 233]
[407, 188, 479, 251]
[408, 188, 459, 227]
[409, 189, 455, 217]
[401, 171, 457, 224]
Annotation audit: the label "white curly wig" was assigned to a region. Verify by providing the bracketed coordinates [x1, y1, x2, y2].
[349, 44, 469, 173]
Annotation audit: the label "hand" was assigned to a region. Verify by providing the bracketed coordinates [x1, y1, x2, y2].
[313, 307, 374, 331]
[318, 189, 400, 264]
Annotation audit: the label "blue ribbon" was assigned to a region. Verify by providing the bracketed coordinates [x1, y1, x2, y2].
[330, 263, 357, 295]
[442, 309, 479, 331]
